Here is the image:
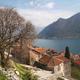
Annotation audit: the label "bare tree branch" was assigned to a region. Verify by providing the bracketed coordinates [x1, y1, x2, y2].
[0, 8, 36, 67]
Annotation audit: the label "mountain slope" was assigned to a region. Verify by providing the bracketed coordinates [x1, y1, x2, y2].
[39, 13, 80, 39]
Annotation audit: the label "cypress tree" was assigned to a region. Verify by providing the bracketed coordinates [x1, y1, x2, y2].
[65, 46, 70, 59]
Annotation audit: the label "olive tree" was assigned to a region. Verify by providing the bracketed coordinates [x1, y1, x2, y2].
[0, 8, 36, 67]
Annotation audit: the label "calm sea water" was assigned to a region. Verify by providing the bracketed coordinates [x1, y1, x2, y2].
[33, 39, 80, 54]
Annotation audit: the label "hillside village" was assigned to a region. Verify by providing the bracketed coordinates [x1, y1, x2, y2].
[10, 41, 80, 80]
[11, 42, 78, 80]
[31, 47, 80, 80]
[1, 42, 80, 80]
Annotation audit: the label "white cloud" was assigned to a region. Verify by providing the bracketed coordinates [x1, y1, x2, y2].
[28, 1, 55, 9]
[44, 2, 55, 9]
[17, 9, 74, 28]
[29, 1, 34, 6]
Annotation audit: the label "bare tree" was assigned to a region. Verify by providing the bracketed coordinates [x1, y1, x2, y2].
[0, 8, 36, 67]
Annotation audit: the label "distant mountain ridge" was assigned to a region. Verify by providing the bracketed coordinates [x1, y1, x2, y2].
[39, 13, 80, 39]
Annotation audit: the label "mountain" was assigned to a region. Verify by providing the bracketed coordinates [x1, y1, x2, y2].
[39, 13, 80, 39]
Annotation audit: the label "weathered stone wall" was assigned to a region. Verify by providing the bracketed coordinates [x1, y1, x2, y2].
[64, 62, 71, 78]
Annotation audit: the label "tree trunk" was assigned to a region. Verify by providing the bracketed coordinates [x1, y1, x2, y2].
[28, 51, 31, 65]
[5, 49, 10, 67]
[0, 52, 5, 68]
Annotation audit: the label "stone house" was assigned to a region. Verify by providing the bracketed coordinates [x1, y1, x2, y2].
[38, 54, 71, 79]
[28, 47, 47, 65]
[55, 55, 71, 78]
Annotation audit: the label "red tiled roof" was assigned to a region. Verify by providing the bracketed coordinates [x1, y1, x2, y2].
[55, 54, 70, 63]
[39, 55, 50, 64]
[74, 60, 80, 65]
[29, 47, 47, 55]
[34, 48, 46, 53]
[39, 54, 70, 66]
[48, 57, 62, 66]
[39, 55, 63, 66]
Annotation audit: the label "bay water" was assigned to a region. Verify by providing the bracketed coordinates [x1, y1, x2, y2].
[34, 39, 80, 54]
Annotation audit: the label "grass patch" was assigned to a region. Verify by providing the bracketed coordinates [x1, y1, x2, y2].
[71, 65, 80, 80]
[0, 71, 8, 80]
[15, 63, 38, 80]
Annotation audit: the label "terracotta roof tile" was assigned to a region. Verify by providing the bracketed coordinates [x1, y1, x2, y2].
[39, 55, 50, 64]
[55, 55, 70, 63]
[39, 54, 70, 67]
[39, 55, 63, 66]
[48, 57, 62, 66]
[34, 48, 46, 53]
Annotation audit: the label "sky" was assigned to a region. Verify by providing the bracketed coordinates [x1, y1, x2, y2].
[0, 0, 80, 32]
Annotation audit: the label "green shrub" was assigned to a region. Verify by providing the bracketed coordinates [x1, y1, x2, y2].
[0, 71, 8, 80]
[22, 71, 37, 80]
[15, 63, 38, 80]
